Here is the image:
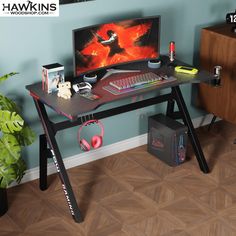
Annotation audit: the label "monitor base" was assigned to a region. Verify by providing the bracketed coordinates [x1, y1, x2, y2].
[100, 69, 141, 80]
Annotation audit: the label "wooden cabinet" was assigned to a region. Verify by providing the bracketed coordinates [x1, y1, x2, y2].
[198, 24, 236, 123]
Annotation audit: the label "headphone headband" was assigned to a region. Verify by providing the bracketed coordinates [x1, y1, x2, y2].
[78, 119, 104, 142]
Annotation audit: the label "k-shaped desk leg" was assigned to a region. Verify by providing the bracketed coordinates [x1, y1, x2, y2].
[172, 86, 210, 173]
[166, 98, 175, 117]
[39, 134, 49, 190]
[34, 99, 83, 223]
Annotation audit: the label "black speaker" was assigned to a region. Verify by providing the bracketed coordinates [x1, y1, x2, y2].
[148, 114, 188, 166]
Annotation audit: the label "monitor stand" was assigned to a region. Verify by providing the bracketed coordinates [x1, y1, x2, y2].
[100, 69, 141, 80]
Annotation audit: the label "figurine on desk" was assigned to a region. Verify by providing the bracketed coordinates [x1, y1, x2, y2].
[57, 81, 72, 99]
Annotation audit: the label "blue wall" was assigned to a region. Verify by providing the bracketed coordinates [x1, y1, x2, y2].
[0, 0, 234, 169]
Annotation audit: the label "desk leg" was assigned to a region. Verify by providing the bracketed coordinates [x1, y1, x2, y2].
[172, 86, 210, 173]
[208, 115, 217, 131]
[166, 99, 175, 117]
[39, 134, 49, 190]
[33, 99, 83, 223]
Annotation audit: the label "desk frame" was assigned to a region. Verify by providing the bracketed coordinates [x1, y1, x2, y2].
[32, 85, 209, 223]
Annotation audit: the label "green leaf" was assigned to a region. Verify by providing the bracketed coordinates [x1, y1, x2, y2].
[0, 134, 21, 164]
[0, 110, 24, 133]
[0, 163, 17, 188]
[0, 71, 33, 188]
[0, 93, 19, 112]
[0, 72, 18, 84]
[15, 125, 36, 146]
[13, 158, 26, 183]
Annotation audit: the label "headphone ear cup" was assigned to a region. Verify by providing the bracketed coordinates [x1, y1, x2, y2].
[80, 139, 90, 151]
[91, 135, 103, 149]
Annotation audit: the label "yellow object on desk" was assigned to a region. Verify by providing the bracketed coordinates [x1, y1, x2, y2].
[175, 66, 198, 75]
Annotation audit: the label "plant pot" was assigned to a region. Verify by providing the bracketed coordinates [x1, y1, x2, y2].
[0, 188, 8, 216]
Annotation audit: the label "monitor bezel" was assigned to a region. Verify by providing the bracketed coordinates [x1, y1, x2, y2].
[72, 15, 161, 78]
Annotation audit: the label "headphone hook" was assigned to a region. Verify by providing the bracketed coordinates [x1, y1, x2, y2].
[80, 116, 83, 125]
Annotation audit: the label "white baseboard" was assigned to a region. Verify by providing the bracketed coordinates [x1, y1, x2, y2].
[20, 133, 148, 185]
[19, 114, 219, 186]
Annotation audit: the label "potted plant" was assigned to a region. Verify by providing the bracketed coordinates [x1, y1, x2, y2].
[0, 72, 35, 216]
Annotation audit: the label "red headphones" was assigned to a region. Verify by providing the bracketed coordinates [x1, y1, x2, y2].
[78, 119, 104, 151]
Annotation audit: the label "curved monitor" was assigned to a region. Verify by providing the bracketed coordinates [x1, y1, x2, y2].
[73, 15, 161, 77]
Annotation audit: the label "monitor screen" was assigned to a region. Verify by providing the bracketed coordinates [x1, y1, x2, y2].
[73, 16, 160, 77]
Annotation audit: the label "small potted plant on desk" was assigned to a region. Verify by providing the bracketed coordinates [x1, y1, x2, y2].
[0, 72, 35, 216]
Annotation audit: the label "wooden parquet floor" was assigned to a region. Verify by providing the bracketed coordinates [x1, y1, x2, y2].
[1, 120, 236, 236]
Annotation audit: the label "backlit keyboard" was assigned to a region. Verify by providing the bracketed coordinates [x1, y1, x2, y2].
[109, 72, 168, 90]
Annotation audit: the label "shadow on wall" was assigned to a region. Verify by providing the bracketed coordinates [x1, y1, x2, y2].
[192, 21, 223, 67]
[192, 1, 234, 66]
[157, 6, 184, 52]
[144, 4, 188, 56]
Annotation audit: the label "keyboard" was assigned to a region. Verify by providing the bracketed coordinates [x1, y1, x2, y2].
[109, 72, 169, 90]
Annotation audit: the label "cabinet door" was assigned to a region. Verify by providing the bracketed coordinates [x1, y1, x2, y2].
[198, 27, 236, 123]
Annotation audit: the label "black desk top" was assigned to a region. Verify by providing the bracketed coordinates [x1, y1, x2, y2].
[26, 56, 213, 120]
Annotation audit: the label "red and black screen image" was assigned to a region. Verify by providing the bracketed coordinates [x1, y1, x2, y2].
[73, 17, 160, 76]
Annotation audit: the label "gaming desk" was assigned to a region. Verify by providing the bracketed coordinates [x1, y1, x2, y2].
[26, 55, 213, 223]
